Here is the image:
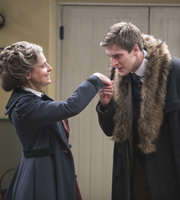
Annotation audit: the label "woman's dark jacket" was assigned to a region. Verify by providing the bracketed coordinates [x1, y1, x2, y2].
[4, 75, 103, 200]
[96, 34, 180, 200]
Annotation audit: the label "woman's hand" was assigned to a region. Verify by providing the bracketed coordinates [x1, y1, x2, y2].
[93, 72, 112, 86]
[98, 81, 114, 107]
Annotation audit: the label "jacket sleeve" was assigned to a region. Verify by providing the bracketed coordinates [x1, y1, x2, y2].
[96, 100, 115, 137]
[165, 57, 180, 182]
[11, 76, 103, 129]
[167, 109, 180, 182]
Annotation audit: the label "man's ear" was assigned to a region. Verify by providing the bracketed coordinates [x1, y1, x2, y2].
[133, 44, 139, 55]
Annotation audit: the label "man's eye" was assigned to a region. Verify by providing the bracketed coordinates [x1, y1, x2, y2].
[114, 55, 121, 59]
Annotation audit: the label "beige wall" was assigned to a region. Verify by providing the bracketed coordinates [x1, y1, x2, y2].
[58, 0, 180, 3]
[0, 0, 56, 118]
[0, 0, 57, 186]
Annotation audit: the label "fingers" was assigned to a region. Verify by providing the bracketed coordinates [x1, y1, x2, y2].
[93, 73, 112, 86]
[99, 89, 113, 96]
[100, 85, 114, 94]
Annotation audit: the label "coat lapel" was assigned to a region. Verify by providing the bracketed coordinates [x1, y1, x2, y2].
[110, 34, 171, 153]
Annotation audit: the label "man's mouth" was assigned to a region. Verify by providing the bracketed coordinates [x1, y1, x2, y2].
[117, 67, 123, 72]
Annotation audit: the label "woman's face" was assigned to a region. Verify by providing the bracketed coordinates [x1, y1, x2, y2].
[26, 52, 52, 91]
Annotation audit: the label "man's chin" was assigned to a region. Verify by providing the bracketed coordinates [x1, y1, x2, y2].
[117, 71, 128, 77]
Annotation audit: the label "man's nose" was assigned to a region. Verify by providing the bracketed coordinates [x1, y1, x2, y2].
[110, 57, 118, 67]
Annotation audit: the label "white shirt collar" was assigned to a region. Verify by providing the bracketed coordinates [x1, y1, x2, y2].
[134, 49, 147, 77]
[22, 86, 43, 97]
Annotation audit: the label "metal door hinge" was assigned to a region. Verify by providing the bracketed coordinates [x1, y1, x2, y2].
[59, 26, 64, 40]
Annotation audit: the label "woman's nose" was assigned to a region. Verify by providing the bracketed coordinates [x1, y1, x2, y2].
[47, 63, 53, 71]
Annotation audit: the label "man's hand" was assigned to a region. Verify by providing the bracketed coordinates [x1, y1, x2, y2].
[98, 81, 114, 107]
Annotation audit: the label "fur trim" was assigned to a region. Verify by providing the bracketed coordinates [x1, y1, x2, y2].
[110, 34, 171, 153]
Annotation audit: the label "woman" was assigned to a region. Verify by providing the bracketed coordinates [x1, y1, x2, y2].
[0, 41, 113, 200]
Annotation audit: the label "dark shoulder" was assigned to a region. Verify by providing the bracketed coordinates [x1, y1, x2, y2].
[6, 88, 36, 108]
[5, 88, 38, 115]
[169, 56, 180, 78]
[165, 56, 180, 112]
[166, 56, 180, 93]
[171, 56, 180, 69]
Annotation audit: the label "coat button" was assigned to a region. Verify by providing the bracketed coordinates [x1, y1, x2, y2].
[62, 150, 68, 153]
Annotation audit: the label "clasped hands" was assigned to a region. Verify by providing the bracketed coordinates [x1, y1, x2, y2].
[93, 73, 114, 107]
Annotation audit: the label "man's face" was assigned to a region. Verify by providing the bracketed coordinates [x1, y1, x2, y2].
[105, 44, 138, 76]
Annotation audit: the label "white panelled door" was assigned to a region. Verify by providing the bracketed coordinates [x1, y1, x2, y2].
[150, 7, 180, 57]
[58, 5, 149, 200]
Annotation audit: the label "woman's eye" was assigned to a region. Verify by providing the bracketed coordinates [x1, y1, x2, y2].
[41, 63, 47, 68]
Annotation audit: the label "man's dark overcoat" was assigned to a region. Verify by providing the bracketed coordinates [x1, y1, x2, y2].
[96, 34, 180, 200]
[4, 76, 103, 200]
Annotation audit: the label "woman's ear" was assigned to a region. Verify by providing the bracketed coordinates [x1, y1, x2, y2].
[26, 73, 31, 80]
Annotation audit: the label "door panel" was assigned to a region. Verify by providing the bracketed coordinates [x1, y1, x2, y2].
[60, 5, 149, 200]
[150, 7, 180, 57]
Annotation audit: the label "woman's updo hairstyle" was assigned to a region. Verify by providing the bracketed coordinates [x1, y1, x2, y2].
[0, 41, 43, 91]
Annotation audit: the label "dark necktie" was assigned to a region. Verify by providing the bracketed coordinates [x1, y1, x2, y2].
[131, 73, 142, 119]
[132, 73, 142, 87]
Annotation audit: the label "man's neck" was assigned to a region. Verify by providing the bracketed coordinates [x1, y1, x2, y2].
[133, 50, 144, 72]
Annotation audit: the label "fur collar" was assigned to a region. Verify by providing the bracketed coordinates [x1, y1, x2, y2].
[110, 34, 171, 153]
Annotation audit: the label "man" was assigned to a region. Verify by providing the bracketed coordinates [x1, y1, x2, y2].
[96, 22, 180, 200]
